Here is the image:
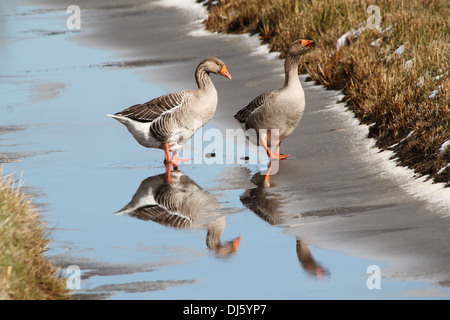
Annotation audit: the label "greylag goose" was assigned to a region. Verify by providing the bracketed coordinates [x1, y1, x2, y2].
[235, 39, 315, 161]
[114, 170, 241, 258]
[108, 58, 231, 167]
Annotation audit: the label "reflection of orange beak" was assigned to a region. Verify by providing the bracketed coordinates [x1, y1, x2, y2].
[232, 236, 241, 251]
[316, 267, 326, 280]
[302, 39, 315, 48]
[220, 65, 232, 79]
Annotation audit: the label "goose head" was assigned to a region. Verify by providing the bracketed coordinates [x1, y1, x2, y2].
[200, 57, 232, 79]
[286, 39, 315, 56]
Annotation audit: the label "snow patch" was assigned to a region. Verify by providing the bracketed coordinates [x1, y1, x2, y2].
[371, 38, 382, 47]
[437, 163, 450, 175]
[325, 102, 450, 215]
[336, 26, 365, 50]
[394, 42, 407, 56]
[385, 42, 408, 61]
[154, 0, 206, 18]
[248, 42, 280, 60]
[439, 140, 450, 154]
[404, 59, 414, 72]
[429, 85, 442, 99]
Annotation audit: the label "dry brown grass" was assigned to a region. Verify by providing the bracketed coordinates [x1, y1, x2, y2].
[200, 0, 450, 185]
[0, 170, 71, 300]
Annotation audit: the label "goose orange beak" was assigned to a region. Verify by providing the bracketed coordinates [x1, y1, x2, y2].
[220, 65, 232, 79]
[302, 39, 315, 48]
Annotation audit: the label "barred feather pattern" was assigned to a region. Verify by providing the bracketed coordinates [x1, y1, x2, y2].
[114, 90, 191, 143]
[130, 205, 192, 229]
[234, 90, 277, 129]
[115, 170, 238, 256]
[233, 49, 305, 145]
[124, 172, 215, 229]
[115, 90, 187, 123]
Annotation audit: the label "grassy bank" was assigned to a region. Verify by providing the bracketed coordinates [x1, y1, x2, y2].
[199, 0, 449, 186]
[0, 171, 71, 300]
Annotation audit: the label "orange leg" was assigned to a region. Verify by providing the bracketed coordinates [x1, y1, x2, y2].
[171, 152, 192, 166]
[261, 138, 290, 160]
[163, 143, 191, 168]
[274, 141, 290, 160]
[163, 143, 172, 164]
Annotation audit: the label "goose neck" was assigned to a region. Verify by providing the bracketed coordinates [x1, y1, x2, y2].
[195, 65, 214, 90]
[283, 54, 302, 88]
[206, 218, 225, 250]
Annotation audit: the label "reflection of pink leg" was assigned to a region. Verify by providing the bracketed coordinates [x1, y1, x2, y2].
[316, 267, 326, 280]
[264, 161, 273, 183]
[164, 162, 172, 183]
[232, 236, 241, 251]
[264, 160, 282, 187]
[263, 158, 281, 185]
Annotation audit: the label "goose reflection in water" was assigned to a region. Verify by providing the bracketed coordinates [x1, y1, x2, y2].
[240, 163, 329, 279]
[114, 168, 241, 258]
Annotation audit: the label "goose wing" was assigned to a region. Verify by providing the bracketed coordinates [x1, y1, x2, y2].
[234, 90, 277, 126]
[115, 90, 189, 123]
[130, 205, 192, 229]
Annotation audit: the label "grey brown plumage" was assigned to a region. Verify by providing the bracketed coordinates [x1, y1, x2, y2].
[234, 39, 315, 162]
[114, 91, 186, 123]
[234, 91, 277, 129]
[108, 57, 231, 166]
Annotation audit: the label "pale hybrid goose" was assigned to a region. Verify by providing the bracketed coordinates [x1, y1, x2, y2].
[108, 58, 231, 167]
[235, 39, 315, 161]
[115, 170, 241, 257]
